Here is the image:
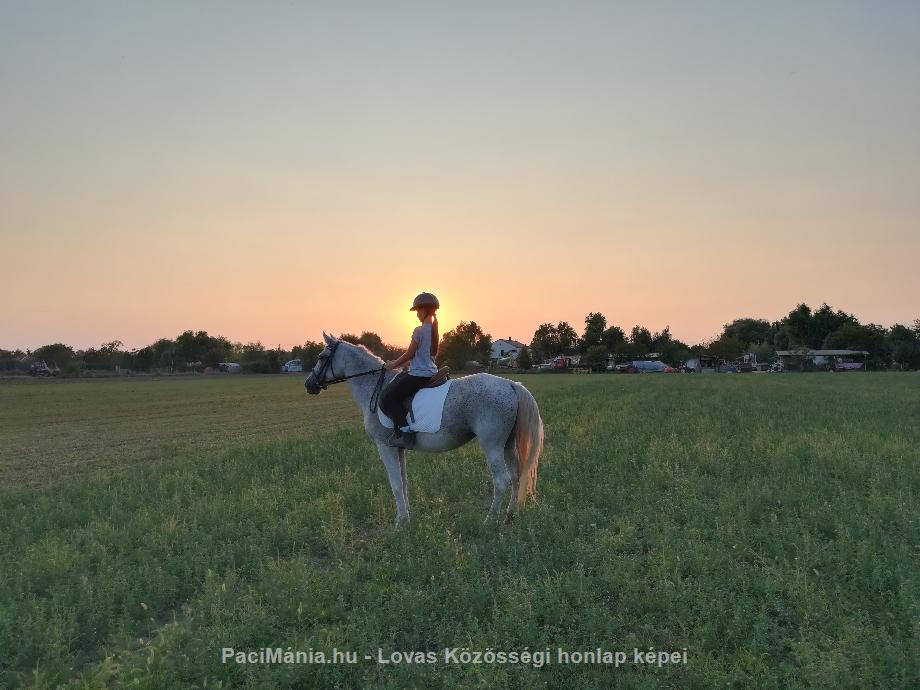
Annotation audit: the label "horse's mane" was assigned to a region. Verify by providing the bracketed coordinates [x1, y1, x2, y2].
[341, 340, 384, 364]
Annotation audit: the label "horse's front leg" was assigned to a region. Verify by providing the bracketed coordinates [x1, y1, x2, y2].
[376, 442, 409, 528]
[398, 449, 409, 515]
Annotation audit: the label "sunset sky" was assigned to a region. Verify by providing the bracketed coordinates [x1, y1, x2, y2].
[2, 1, 918, 351]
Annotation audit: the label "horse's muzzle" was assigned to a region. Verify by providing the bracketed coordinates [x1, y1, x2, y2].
[304, 374, 321, 395]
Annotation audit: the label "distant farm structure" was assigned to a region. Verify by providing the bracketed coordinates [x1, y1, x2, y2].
[774, 349, 869, 372]
[490, 338, 526, 366]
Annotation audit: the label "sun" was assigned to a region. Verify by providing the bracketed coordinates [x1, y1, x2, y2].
[396, 296, 457, 343]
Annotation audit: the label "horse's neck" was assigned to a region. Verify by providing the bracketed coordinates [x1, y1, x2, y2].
[343, 348, 391, 414]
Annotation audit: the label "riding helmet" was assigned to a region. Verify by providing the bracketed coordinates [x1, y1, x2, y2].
[410, 292, 440, 311]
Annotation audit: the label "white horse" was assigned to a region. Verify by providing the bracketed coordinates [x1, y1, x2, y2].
[305, 334, 544, 527]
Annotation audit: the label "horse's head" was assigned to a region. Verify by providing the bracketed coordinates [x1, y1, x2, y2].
[304, 332, 342, 395]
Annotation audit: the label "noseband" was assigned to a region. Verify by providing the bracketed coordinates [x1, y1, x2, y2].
[307, 341, 387, 412]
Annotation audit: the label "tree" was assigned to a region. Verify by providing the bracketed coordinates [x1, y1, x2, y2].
[812, 303, 855, 347]
[888, 324, 920, 369]
[583, 345, 608, 370]
[784, 304, 813, 348]
[557, 321, 578, 354]
[629, 326, 654, 355]
[238, 343, 261, 371]
[171, 331, 233, 369]
[749, 339, 775, 364]
[823, 322, 871, 350]
[265, 346, 285, 373]
[579, 312, 607, 353]
[157, 341, 177, 371]
[530, 323, 559, 362]
[823, 322, 889, 368]
[32, 343, 76, 367]
[773, 325, 792, 350]
[723, 318, 773, 347]
[602, 326, 627, 359]
[652, 326, 673, 351]
[292, 341, 324, 369]
[437, 321, 491, 370]
[0, 349, 29, 374]
[708, 335, 744, 361]
[652, 328, 691, 366]
[98, 340, 125, 369]
[357, 331, 387, 357]
[783, 303, 855, 349]
[239, 342, 272, 373]
[175, 330, 203, 365]
[517, 345, 533, 370]
[82, 340, 126, 370]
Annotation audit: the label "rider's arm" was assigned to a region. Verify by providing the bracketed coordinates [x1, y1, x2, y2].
[386, 339, 418, 370]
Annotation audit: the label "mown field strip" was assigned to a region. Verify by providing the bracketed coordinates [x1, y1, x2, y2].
[0, 375, 357, 486]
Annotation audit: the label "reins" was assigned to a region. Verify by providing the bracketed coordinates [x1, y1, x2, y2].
[309, 341, 388, 413]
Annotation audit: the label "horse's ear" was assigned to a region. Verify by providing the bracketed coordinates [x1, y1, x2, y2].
[323, 332, 336, 346]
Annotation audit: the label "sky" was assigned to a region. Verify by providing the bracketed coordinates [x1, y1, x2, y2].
[1, 1, 918, 351]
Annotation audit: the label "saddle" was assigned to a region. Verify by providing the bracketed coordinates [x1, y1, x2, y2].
[395, 366, 450, 414]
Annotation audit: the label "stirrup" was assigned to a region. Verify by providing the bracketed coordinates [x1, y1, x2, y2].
[387, 430, 416, 449]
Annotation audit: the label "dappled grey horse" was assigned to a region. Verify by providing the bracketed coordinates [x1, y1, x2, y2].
[305, 334, 544, 527]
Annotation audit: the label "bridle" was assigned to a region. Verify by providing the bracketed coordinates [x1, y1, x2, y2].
[307, 341, 388, 412]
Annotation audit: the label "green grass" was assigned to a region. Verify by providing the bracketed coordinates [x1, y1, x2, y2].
[0, 375, 358, 486]
[1, 373, 917, 688]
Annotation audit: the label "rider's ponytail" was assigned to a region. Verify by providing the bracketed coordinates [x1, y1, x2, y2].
[430, 312, 439, 358]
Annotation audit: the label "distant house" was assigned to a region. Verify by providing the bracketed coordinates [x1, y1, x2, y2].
[490, 338, 526, 362]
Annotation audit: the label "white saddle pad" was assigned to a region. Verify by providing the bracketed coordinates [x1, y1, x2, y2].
[378, 379, 453, 433]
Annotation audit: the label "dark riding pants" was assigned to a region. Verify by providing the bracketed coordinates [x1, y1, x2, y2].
[381, 373, 429, 431]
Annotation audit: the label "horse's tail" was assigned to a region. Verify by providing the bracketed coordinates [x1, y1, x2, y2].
[512, 382, 544, 509]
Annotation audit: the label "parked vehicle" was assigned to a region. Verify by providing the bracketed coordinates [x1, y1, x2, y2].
[281, 359, 304, 373]
[28, 360, 60, 377]
[631, 360, 673, 373]
[685, 356, 731, 373]
[734, 353, 770, 373]
[218, 362, 242, 373]
[831, 360, 864, 372]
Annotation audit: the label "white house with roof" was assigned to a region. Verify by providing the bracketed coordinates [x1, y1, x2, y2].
[491, 337, 526, 362]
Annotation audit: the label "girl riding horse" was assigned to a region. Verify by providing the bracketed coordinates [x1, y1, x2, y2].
[381, 292, 440, 449]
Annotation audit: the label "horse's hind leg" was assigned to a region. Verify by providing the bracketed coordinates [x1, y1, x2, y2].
[503, 435, 520, 524]
[481, 441, 510, 524]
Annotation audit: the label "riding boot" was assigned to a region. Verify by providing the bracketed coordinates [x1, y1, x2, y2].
[387, 428, 416, 449]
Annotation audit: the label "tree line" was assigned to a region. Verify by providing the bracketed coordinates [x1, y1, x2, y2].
[2, 302, 919, 375]
[1, 333, 334, 376]
[520, 303, 920, 370]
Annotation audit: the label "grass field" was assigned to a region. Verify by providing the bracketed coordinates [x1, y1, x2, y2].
[1, 373, 917, 688]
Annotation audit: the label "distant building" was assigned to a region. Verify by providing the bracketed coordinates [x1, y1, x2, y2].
[490, 338, 526, 362]
[281, 359, 303, 373]
[774, 349, 868, 371]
